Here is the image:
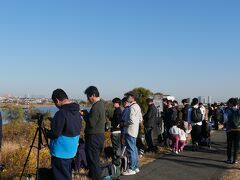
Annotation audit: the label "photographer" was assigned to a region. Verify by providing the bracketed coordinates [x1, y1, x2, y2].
[47, 89, 82, 180]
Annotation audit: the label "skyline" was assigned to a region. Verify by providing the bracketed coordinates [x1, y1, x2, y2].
[0, 1, 239, 102]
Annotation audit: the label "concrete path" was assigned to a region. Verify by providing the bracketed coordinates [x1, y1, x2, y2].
[122, 130, 240, 180]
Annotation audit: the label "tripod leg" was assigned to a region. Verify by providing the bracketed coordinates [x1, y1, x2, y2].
[20, 128, 39, 180]
[36, 127, 42, 180]
[42, 127, 50, 149]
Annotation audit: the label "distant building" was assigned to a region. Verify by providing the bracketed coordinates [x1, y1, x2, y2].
[198, 96, 203, 103]
[208, 96, 212, 104]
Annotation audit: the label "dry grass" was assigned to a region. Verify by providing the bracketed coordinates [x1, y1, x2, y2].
[220, 163, 240, 180]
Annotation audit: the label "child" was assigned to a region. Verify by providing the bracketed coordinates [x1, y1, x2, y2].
[169, 122, 181, 154]
[179, 128, 187, 152]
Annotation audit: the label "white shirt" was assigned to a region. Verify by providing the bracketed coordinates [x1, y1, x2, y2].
[200, 106, 206, 120]
[169, 125, 181, 135]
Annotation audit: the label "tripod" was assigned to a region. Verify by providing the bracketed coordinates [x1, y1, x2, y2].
[20, 114, 49, 180]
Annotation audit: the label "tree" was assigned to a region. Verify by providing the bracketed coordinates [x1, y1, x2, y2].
[128, 87, 154, 114]
[3, 105, 24, 123]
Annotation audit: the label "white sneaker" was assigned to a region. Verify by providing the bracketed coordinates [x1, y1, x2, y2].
[122, 169, 137, 176]
[135, 168, 140, 173]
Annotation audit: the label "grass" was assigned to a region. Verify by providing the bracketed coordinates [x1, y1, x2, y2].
[220, 163, 240, 180]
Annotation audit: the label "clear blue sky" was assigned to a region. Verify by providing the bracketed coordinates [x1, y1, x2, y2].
[0, 0, 239, 102]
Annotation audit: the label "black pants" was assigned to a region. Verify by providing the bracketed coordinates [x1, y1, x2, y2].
[191, 125, 202, 145]
[145, 128, 154, 150]
[227, 131, 240, 162]
[111, 133, 121, 166]
[51, 156, 73, 180]
[215, 119, 219, 130]
[85, 134, 104, 180]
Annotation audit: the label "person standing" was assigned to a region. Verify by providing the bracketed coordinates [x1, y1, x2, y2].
[81, 86, 106, 180]
[47, 89, 82, 180]
[143, 98, 157, 152]
[188, 98, 203, 151]
[225, 98, 240, 164]
[120, 97, 130, 146]
[123, 91, 143, 176]
[110, 98, 122, 179]
[182, 99, 190, 132]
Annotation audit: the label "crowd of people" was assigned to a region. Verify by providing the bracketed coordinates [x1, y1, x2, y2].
[0, 87, 239, 180]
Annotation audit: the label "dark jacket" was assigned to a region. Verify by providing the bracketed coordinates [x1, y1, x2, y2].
[110, 107, 122, 132]
[49, 103, 82, 159]
[85, 100, 106, 135]
[164, 107, 178, 129]
[144, 104, 157, 128]
[182, 104, 190, 122]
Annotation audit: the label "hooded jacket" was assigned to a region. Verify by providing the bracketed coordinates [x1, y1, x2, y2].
[49, 103, 82, 159]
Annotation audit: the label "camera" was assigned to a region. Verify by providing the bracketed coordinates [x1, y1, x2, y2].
[31, 113, 45, 127]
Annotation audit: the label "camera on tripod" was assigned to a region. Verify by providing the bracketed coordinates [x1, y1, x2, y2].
[31, 113, 44, 126]
[20, 113, 51, 180]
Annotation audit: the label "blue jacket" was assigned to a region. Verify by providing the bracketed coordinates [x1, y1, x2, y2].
[49, 103, 82, 159]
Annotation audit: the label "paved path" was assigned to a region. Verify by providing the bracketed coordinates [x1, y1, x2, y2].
[122, 130, 240, 180]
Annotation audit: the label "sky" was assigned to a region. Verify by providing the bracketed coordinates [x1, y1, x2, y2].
[0, 0, 239, 102]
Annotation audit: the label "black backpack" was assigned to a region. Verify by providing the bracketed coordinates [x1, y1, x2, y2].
[229, 109, 240, 129]
[191, 107, 203, 123]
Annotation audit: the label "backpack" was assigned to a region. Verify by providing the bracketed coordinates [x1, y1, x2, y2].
[101, 163, 113, 179]
[214, 108, 223, 120]
[101, 163, 121, 180]
[230, 109, 240, 129]
[72, 141, 88, 172]
[191, 108, 203, 123]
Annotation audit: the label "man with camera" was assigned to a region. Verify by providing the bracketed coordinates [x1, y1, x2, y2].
[46, 89, 82, 180]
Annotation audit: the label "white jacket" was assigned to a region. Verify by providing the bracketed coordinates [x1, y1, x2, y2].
[126, 103, 143, 138]
[179, 129, 187, 141]
[169, 126, 181, 135]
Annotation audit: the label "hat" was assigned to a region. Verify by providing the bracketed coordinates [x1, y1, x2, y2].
[125, 91, 138, 99]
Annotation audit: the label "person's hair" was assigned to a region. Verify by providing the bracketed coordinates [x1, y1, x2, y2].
[199, 102, 203, 106]
[112, 98, 122, 105]
[147, 98, 153, 103]
[122, 97, 128, 103]
[228, 98, 238, 107]
[52, 89, 68, 102]
[84, 86, 100, 97]
[173, 100, 178, 105]
[182, 99, 187, 104]
[163, 98, 168, 102]
[172, 121, 177, 126]
[191, 98, 199, 106]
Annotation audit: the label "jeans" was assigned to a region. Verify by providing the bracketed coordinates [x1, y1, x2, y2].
[125, 134, 138, 170]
